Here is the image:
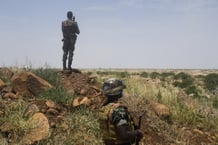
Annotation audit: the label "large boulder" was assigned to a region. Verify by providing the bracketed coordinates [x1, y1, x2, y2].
[22, 113, 49, 144]
[11, 71, 52, 97]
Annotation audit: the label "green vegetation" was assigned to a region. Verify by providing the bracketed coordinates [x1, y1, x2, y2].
[1, 68, 218, 144]
[0, 99, 29, 142]
[203, 73, 218, 92]
[35, 107, 103, 145]
[31, 68, 60, 87]
[140, 72, 149, 78]
[39, 87, 73, 105]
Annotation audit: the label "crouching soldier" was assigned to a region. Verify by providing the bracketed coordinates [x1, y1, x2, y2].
[99, 78, 143, 145]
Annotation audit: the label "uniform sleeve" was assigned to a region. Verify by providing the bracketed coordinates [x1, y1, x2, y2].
[75, 22, 80, 34]
[111, 107, 130, 127]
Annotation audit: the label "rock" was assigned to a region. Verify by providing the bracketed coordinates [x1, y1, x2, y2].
[193, 129, 204, 135]
[73, 97, 91, 107]
[23, 104, 40, 118]
[0, 67, 14, 80]
[11, 71, 53, 97]
[45, 100, 57, 108]
[150, 101, 170, 119]
[2, 92, 19, 99]
[80, 88, 88, 96]
[0, 79, 6, 91]
[22, 113, 49, 144]
[46, 108, 59, 115]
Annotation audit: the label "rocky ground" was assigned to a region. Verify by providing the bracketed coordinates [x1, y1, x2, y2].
[0, 68, 217, 145]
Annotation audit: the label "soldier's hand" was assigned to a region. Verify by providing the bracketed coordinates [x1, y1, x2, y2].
[135, 130, 143, 142]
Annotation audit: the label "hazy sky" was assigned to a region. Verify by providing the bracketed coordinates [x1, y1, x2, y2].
[0, 0, 218, 69]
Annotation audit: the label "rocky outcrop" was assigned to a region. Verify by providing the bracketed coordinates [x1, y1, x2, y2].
[11, 71, 52, 97]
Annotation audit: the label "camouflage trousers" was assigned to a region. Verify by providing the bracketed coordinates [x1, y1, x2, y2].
[62, 38, 76, 70]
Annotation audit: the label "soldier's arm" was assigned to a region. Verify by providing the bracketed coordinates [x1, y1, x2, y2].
[75, 22, 80, 34]
[116, 125, 142, 141]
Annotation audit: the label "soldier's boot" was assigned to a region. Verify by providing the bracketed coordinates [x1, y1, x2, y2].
[63, 61, 67, 70]
[68, 61, 72, 71]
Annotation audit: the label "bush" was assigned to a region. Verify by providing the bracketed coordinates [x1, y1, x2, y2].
[140, 72, 148, 78]
[185, 85, 200, 98]
[173, 72, 193, 88]
[150, 72, 160, 79]
[31, 68, 60, 87]
[204, 73, 218, 92]
[39, 87, 73, 105]
[213, 96, 218, 109]
[161, 72, 175, 78]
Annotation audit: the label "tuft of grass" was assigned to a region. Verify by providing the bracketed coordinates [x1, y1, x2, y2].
[39, 87, 74, 106]
[31, 68, 60, 87]
[0, 99, 30, 142]
[37, 106, 104, 145]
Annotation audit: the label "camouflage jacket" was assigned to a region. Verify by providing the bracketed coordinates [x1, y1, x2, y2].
[62, 19, 80, 39]
[99, 103, 135, 144]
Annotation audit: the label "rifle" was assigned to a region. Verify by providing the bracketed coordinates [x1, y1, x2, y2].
[135, 112, 142, 145]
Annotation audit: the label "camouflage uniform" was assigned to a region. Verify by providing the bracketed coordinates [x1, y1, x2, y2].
[62, 17, 80, 70]
[99, 103, 135, 145]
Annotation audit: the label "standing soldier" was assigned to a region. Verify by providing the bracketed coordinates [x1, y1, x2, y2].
[62, 11, 80, 70]
[99, 78, 143, 145]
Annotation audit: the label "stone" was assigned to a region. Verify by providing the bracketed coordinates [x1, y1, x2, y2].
[23, 104, 40, 118]
[0, 79, 6, 91]
[45, 100, 57, 108]
[2, 92, 19, 99]
[22, 113, 49, 144]
[11, 71, 53, 97]
[150, 101, 170, 119]
[73, 97, 91, 107]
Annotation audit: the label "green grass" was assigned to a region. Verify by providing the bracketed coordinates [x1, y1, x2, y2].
[39, 87, 74, 106]
[0, 99, 29, 143]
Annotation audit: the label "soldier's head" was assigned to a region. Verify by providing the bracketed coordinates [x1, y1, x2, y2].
[67, 11, 73, 19]
[102, 78, 126, 102]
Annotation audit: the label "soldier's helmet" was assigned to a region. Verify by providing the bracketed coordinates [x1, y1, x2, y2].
[102, 78, 126, 96]
[67, 11, 73, 19]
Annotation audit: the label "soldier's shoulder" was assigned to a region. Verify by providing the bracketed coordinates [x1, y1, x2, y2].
[62, 19, 74, 26]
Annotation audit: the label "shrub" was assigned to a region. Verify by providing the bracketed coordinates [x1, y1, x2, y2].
[31, 68, 60, 87]
[39, 87, 73, 105]
[140, 72, 148, 78]
[213, 96, 218, 109]
[161, 72, 175, 78]
[173, 72, 193, 88]
[204, 73, 218, 92]
[185, 85, 199, 97]
[150, 72, 160, 79]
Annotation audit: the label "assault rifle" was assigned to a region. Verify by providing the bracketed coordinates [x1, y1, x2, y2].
[135, 112, 142, 145]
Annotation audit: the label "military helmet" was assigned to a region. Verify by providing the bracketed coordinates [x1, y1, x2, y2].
[67, 11, 73, 19]
[102, 78, 126, 96]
